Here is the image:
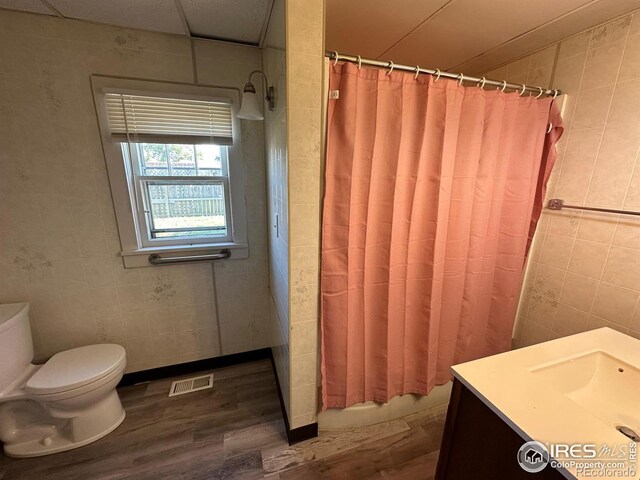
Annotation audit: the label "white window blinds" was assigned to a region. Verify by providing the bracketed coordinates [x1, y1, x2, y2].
[105, 93, 233, 145]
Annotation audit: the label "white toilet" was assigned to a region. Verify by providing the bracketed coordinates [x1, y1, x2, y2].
[0, 303, 127, 457]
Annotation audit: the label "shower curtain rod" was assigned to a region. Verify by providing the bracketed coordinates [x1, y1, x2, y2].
[326, 51, 561, 98]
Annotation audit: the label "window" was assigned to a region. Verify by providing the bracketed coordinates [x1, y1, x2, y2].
[92, 78, 248, 267]
[124, 142, 232, 246]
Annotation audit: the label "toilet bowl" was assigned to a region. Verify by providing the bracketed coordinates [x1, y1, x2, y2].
[0, 303, 127, 457]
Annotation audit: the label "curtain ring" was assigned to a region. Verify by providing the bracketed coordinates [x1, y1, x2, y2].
[332, 51, 339, 67]
[414, 65, 420, 80]
[498, 80, 507, 92]
[433, 68, 441, 82]
[356, 55, 362, 70]
[552, 89, 559, 99]
[547, 122, 553, 134]
[477, 77, 486, 89]
[386, 61, 394, 75]
[457, 73, 464, 86]
[519, 84, 526, 96]
[535, 87, 544, 98]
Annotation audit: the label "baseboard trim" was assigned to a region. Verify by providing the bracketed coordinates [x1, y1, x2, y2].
[119, 348, 271, 386]
[269, 351, 292, 433]
[269, 349, 318, 445]
[288, 422, 319, 445]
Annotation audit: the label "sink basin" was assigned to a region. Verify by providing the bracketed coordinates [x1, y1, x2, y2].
[451, 328, 640, 479]
[532, 351, 640, 434]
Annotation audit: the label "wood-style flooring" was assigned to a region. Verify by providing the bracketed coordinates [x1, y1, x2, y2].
[0, 359, 446, 479]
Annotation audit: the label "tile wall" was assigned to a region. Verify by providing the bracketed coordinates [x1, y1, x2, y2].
[0, 10, 274, 372]
[285, 0, 325, 429]
[484, 13, 640, 347]
[262, 0, 324, 428]
[263, 0, 291, 417]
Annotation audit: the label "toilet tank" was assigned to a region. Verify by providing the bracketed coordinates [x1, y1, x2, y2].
[0, 303, 34, 392]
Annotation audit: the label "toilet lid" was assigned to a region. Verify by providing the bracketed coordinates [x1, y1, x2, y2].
[26, 344, 126, 395]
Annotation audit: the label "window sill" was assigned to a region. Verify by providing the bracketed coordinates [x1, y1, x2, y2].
[120, 242, 248, 268]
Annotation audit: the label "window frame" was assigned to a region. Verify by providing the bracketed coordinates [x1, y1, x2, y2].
[92, 76, 249, 267]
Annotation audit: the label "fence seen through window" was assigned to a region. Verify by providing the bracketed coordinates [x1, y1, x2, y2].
[129, 143, 230, 240]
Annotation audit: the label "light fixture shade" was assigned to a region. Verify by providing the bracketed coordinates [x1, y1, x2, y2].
[237, 88, 264, 121]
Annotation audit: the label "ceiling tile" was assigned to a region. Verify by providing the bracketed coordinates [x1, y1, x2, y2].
[180, 0, 268, 44]
[456, 0, 640, 75]
[0, 0, 53, 15]
[326, 0, 449, 59]
[48, 0, 186, 35]
[384, 0, 594, 70]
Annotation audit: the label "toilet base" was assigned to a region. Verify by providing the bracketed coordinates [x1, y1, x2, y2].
[3, 409, 125, 458]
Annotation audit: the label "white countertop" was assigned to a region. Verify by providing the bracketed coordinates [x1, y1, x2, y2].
[452, 327, 640, 480]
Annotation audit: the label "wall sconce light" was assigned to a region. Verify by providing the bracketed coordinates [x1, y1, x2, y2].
[237, 70, 275, 121]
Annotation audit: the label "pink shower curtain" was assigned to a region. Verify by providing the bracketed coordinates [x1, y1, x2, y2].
[321, 63, 563, 409]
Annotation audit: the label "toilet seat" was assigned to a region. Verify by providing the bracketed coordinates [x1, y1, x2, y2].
[26, 344, 126, 396]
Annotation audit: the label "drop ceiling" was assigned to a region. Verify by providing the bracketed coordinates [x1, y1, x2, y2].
[0, 0, 272, 45]
[6, 0, 640, 72]
[326, 0, 640, 74]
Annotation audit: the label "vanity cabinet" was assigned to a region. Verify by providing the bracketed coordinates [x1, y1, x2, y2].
[435, 379, 565, 479]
